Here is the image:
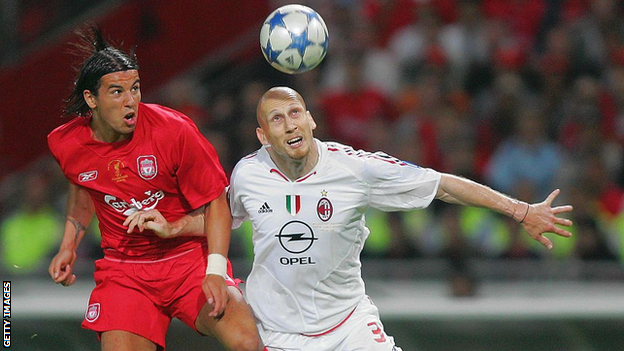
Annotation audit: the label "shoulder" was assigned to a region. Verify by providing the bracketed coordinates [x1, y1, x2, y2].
[48, 116, 85, 141]
[47, 117, 87, 154]
[140, 103, 197, 131]
[322, 140, 427, 182]
[231, 151, 261, 182]
[320, 141, 372, 180]
[323, 141, 376, 167]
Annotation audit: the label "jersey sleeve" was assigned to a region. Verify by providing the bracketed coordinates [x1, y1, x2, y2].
[228, 164, 249, 229]
[174, 122, 227, 209]
[47, 123, 76, 185]
[362, 151, 441, 211]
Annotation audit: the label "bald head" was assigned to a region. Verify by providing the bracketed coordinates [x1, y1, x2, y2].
[256, 86, 307, 126]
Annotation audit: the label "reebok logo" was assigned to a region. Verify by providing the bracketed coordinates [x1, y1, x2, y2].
[258, 202, 273, 214]
[78, 170, 98, 182]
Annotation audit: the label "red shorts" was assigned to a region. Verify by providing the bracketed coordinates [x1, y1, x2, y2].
[81, 244, 240, 350]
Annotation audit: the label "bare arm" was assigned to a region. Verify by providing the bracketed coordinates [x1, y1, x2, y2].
[201, 189, 232, 317]
[123, 206, 205, 238]
[48, 183, 95, 286]
[436, 173, 573, 249]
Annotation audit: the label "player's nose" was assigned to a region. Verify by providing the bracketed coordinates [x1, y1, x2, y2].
[284, 116, 297, 132]
[124, 91, 138, 107]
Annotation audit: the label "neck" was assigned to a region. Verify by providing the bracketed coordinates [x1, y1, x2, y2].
[90, 117, 130, 143]
[269, 143, 319, 181]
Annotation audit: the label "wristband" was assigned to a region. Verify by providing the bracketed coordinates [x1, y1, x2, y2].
[206, 253, 227, 278]
[519, 203, 530, 223]
[511, 200, 528, 222]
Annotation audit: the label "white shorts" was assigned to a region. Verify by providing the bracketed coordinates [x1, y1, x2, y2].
[258, 296, 403, 351]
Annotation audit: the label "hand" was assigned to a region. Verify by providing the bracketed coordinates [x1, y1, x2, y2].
[49, 248, 77, 287]
[521, 189, 573, 249]
[202, 274, 230, 318]
[123, 209, 173, 238]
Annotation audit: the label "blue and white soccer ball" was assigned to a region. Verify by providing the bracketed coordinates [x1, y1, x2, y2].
[260, 4, 329, 74]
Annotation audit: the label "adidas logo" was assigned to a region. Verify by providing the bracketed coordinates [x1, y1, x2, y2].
[258, 202, 273, 214]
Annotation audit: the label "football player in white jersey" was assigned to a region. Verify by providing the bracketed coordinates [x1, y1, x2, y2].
[127, 86, 573, 350]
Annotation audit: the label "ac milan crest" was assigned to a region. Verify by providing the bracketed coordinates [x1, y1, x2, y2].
[317, 197, 333, 221]
[137, 155, 157, 180]
[85, 303, 100, 322]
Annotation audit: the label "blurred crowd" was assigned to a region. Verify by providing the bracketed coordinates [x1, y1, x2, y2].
[2, 0, 624, 285]
[0, 0, 112, 66]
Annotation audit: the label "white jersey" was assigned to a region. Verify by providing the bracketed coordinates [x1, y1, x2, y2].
[229, 139, 441, 334]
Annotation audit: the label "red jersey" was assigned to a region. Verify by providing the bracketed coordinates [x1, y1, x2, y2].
[48, 103, 227, 260]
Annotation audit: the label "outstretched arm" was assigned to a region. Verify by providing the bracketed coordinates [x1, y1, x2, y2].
[49, 183, 94, 286]
[436, 173, 573, 249]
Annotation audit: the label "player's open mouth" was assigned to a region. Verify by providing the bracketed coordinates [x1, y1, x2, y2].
[287, 137, 302, 147]
[124, 112, 137, 126]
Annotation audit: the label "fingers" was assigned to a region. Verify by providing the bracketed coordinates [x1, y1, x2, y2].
[555, 216, 573, 228]
[203, 276, 228, 318]
[53, 265, 73, 284]
[60, 274, 77, 287]
[124, 211, 156, 233]
[534, 234, 553, 250]
[552, 225, 573, 238]
[48, 261, 59, 280]
[544, 189, 560, 205]
[209, 285, 227, 317]
[49, 261, 64, 281]
[124, 212, 142, 233]
[552, 205, 573, 215]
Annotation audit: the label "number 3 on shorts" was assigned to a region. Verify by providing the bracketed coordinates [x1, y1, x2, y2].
[367, 322, 387, 343]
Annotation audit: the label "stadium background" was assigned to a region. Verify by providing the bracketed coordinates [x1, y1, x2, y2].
[2, 0, 624, 350]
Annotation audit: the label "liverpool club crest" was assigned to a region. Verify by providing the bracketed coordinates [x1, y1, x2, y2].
[137, 155, 158, 180]
[85, 303, 100, 322]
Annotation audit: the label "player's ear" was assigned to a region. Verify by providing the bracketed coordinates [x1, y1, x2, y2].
[256, 127, 268, 145]
[307, 111, 317, 131]
[83, 90, 97, 109]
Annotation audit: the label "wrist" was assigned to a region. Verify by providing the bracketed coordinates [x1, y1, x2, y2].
[512, 201, 530, 223]
[59, 242, 77, 252]
[206, 253, 227, 278]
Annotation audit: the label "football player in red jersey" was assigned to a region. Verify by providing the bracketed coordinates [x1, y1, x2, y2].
[47, 24, 262, 351]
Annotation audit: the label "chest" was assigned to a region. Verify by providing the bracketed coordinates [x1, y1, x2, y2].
[64, 141, 176, 202]
[245, 177, 368, 233]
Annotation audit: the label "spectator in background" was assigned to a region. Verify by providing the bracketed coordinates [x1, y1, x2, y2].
[481, 0, 546, 50]
[235, 80, 271, 160]
[438, 204, 478, 297]
[389, 1, 444, 81]
[486, 107, 564, 201]
[1, 170, 62, 273]
[569, 0, 624, 73]
[472, 69, 538, 176]
[438, 0, 491, 87]
[322, 12, 399, 95]
[574, 217, 618, 261]
[320, 54, 397, 150]
[160, 78, 212, 133]
[535, 23, 574, 139]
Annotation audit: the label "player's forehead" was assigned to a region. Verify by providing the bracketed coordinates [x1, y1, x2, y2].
[258, 88, 306, 117]
[99, 69, 140, 88]
[263, 97, 303, 112]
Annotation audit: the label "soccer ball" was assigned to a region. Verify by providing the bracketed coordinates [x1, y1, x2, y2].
[260, 4, 329, 74]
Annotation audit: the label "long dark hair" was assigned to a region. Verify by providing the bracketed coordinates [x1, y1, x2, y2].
[64, 24, 139, 117]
